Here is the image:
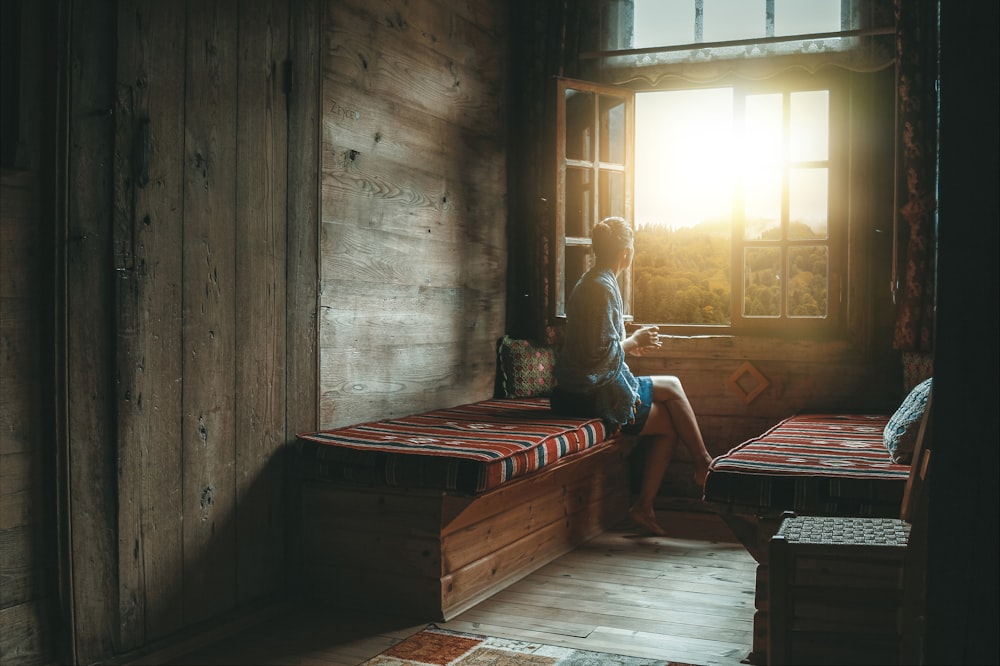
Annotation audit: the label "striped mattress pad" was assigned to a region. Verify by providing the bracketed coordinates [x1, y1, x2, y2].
[295, 398, 610, 494]
[704, 413, 911, 517]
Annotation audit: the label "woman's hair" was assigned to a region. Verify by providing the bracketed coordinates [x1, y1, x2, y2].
[592, 216, 634, 261]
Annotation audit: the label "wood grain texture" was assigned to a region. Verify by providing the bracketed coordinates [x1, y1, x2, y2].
[64, 0, 120, 660]
[115, 0, 188, 648]
[234, 0, 289, 606]
[181, 0, 239, 626]
[318, 0, 508, 430]
[297, 438, 629, 622]
[167, 511, 755, 666]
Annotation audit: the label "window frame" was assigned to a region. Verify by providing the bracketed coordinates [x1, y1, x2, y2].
[552, 77, 635, 322]
[553, 71, 853, 339]
[729, 73, 848, 337]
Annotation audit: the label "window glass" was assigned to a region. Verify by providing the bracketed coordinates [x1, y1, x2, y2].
[703, 0, 765, 43]
[744, 94, 783, 165]
[633, 0, 694, 48]
[789, 168, 828, 239]
[790, 90, 829, 162]
[774, 0, 841, 36]
[743, 247, 782, 317]
[743, 166, 781, 241]
[565, 167, 593, 238]
[565, 89, 594, 162]
[600, 97, 627, 163]
[788, 245, 829, 317]
[633, 84, 834, 328]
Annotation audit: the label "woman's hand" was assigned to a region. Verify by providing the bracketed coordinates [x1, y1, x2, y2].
[627, 326, 662, 355]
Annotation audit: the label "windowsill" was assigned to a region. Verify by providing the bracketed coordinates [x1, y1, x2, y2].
[629, 332, 870, 364]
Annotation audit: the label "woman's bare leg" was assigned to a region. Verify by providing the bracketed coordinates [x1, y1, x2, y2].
[629, 426, 676, 536]
[648, 376, 713, 485]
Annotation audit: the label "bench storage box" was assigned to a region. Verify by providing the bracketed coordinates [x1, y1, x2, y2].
[292, 397, 633, 620]
[768, 515, 910, 665]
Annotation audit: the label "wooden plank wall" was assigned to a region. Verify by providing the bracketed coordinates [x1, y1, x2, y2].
[317, 0, 509, 428]
[0, 170, 54, 665]
[0, 5, 57, 664]
[54, 0, 320, 663]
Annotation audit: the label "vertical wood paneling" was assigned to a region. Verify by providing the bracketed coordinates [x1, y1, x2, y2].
[65, 0, 119, 660]
[181, 0, 239, 625]
[1, 170, 53, 666]
[234, 0, 289, 603]
[285, 0, 322, 585]
[115, 0, 188, 649]
[287, 0, 321, 437]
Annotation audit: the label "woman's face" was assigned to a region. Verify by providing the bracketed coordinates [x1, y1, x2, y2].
[619, 244, 635, 272]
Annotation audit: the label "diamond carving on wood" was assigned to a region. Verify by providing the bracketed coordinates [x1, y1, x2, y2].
[727, 361, 769, 405]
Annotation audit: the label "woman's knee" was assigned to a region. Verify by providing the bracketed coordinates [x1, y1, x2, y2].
[651, 375, 686, 400]
[639, 403, 677, 438]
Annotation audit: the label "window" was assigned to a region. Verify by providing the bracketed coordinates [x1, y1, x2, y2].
[631, 80, 844, 335]
[632, 0, 843, 50]
[552, 0, 891, 338]
[553, 78, 634, 320]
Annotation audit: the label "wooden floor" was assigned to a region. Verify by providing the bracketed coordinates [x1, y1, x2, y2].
[143, 509, 756, 666]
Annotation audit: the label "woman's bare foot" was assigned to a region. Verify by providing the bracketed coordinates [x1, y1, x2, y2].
[694, 455, 713, 486]
[629, 505, 666, 536]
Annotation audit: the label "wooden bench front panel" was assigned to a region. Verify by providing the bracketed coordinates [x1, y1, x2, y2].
[298, 437, 631, 620]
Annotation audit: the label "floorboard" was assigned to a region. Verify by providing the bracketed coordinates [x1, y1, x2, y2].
[154, 509, 756, 666]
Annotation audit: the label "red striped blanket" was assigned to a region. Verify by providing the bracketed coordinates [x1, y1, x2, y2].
[295, 398, 610, 493]
[704, 413, 911, 517]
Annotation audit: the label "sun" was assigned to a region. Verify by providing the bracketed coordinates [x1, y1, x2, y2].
[635, 88, 736, 229]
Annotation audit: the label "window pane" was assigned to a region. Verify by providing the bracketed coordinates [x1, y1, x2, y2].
[743, 166, 782, 241]
[565, 166, 593, 238]
[599, 96, 626, 164]
[634, 87, 733, 326]
[789, 168, 828, 239]
[788, 245, 828, 317]
[599, 170, 626, 220]
[790, 90, 829, 162]
[743, 247, 781, 317]
[774, 0, 841, 36]
[633, 225, 731, 325]
[704, 0, 765, 43]
[744, 93, 783, 165]
[565, 89, 594, 162]
[635, 88, 733, 229]
[633, 0, 694, 48]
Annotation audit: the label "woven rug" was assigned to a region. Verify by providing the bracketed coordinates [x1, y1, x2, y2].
[361, 625, 699, 666]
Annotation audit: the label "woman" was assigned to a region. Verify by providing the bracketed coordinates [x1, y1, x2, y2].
[551, 216, 713, 536]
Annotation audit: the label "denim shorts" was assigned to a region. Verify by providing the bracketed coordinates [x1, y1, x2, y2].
[551, 375, 653, 435]
[621, 376, 653, 435]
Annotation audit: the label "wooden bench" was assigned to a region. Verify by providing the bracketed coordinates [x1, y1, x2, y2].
[291, 397, 634, 620]
[703, 395, 931, 664]
[766, 397, 932, 665]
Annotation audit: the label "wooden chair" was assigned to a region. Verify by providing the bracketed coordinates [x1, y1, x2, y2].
[767, 395, 932, 665]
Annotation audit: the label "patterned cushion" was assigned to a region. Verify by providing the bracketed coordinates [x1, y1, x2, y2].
[497, 336, 558, 399]
[884, 377, 932, 464]
[295, 398, 609, 493]
[704, 413, 911, 517]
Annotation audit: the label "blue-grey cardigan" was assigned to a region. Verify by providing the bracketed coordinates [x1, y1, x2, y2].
[554, 267, 640, 429]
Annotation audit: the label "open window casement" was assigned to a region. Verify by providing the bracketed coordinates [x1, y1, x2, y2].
[553, 77, 635, 322]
